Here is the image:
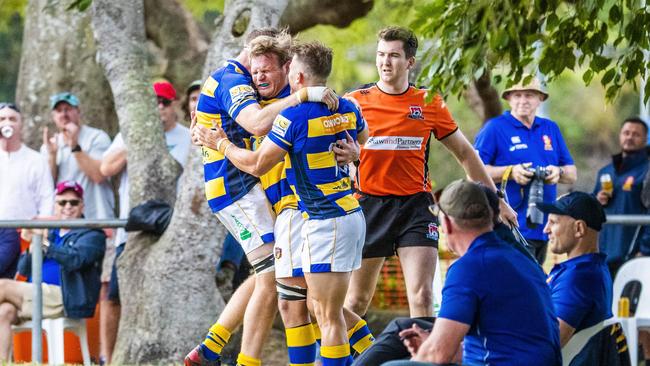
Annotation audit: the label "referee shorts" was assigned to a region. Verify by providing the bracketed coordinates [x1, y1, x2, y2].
[357, 191, 439, 258]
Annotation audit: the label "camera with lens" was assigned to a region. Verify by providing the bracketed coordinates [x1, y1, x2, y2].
[526, 166, 548, 228]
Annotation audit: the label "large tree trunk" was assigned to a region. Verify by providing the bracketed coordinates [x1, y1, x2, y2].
[16, 0, 118, 148]
[463, 72, 503, 123]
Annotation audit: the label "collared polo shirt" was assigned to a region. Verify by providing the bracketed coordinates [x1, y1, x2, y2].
[438, 231, 561, 365]
[547, 252, 613, 332]
[474, 111, 574, 240]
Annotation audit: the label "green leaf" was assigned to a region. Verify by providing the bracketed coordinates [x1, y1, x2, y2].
[66, 0, 92, 11]
[609, 4, 622, 24]
[583, 69, 594, 84]
[601, 68, 616, 85]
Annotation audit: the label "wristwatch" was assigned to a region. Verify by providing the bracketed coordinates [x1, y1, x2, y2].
[71, 144, 82, 153]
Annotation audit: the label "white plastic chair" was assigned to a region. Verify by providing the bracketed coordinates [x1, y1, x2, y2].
[11, 317, 91, 366]
[610, 257, 650, 366]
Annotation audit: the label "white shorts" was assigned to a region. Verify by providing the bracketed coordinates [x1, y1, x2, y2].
[301, 210, 366, 273]
[274, 208, 305, 278]
[215, 184, 275, 254]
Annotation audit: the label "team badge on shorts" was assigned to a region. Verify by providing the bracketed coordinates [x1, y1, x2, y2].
[426, 222, 439, 241]
[275, 247, 282, 260]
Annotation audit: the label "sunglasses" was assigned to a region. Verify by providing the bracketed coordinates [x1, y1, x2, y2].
[0, 102, 20, 113]
[157, 97, 173, 107]
[56, 199, 81, 207]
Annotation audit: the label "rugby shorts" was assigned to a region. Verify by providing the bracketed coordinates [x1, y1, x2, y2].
[301, 210, 366, 273]
[358, 191, 439, 259]
[215, 184, 275, 254]
[274, 208, 305, 279]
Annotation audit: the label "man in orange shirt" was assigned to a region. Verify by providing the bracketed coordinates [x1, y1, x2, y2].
[344, 26, 517, 319]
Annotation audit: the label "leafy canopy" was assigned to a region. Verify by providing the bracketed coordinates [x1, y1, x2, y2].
[412, 0, 650, 101]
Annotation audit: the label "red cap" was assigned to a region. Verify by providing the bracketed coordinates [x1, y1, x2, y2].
[153, 81, 177, 100]
[55, 181, 84, 199]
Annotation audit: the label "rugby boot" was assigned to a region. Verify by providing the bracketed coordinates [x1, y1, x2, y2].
[184, 345, 221, 366]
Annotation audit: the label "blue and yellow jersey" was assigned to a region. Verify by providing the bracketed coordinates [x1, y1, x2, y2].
[253, 85, 298, 215]
[267, 98, 366, 219]
[196, 60, 260, 212]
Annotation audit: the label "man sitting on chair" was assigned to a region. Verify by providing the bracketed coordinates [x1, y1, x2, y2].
[0, 180, 106, 361]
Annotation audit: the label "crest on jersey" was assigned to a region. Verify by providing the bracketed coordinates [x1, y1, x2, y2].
[408, 106, 425, 120]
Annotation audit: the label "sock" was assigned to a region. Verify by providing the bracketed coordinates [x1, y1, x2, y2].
[321, 344, 350, 366]
[347, 319, 375, 355]
[237, 353, 262, 366]
[286, 324, 317, 366]
[200, 323, 231, 360]
[312, 322, 322, 345]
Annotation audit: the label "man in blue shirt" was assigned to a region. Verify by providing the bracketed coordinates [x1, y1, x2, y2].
[404, 180, 561, 365]
[474, 79, 577, 264]
[594, 117, 650, 276]
[537, 192, 613, 346]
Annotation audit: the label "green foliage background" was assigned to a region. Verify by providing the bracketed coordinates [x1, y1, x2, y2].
[0, 0, 641, 191]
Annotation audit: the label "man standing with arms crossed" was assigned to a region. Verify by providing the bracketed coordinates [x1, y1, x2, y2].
[186, 29, 338, 366]
[344, 26, 517, 320]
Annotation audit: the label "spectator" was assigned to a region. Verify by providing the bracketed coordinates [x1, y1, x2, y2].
[594, 117, 650, 275]
[0, 102, 54, 279]
[0, 181, 106, 361]
[41, 92, 114, 219]
[386, 180, 561, 365]
[474, 79, 577, 264]
[97, 80, 191, 364]
[538, 192, 612, 346]
[184, 79, 202, 122]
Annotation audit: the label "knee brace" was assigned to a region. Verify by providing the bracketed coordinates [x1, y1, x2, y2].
[251, 253, 275, 274]
[276, 281, 308, 301]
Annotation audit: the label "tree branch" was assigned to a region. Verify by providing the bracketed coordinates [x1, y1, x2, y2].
[280, 0, 374, 33]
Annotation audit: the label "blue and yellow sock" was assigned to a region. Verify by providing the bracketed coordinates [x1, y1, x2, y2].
[286, 323, 317, 365]
[200, 323, 231, 360]
[236, 353, 261, 366]
[347, 319, 375, 355]
[321, 344, 350, 366]
[312, 322, 322, 345]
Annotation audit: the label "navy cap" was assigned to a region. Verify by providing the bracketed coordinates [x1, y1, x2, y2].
[535, 191, 606, 231]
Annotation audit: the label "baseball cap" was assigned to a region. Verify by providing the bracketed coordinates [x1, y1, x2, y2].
[435, 180, 491, 220]
[55, 180, 84, 199]
[153, 81, 177, 100]
[186, 79, 202, 96]
[535, 192, 606, 231]
[50, 92, 80, 109]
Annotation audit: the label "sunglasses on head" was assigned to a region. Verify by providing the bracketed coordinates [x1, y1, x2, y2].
[0, 102, 20, 113]
[157, 97, 173, 107]
[56, 199, 81, 207]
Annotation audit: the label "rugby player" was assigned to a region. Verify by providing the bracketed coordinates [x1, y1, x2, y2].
[344, 26, 517, 319]
[185, 28, 338, 366]
[209, 41, 369, 366]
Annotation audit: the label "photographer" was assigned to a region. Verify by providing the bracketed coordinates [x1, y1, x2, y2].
[474, 79, 577, 264]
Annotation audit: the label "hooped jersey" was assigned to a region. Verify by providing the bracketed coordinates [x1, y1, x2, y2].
[196, 60, 260, 212]
[267, 98, 366, 219]
[252, 85, 298, 215]
[345, 83, 458, 196]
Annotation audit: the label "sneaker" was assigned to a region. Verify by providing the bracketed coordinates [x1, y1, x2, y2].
[184, 345, 221, 366]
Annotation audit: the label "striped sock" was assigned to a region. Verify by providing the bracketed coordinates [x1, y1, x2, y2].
[286, 324, 317, 366]
[312, 322, 322, 345]
[237, 353, 262, 366]
[200, 323, 231, 360]
[321, 344, 350, 366]
[347, 319, 375, 355]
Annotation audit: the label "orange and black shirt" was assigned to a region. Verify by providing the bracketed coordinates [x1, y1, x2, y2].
[345, 83, 458, 196]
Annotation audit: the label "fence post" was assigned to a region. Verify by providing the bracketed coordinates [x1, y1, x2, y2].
[31, 233, 43, 363]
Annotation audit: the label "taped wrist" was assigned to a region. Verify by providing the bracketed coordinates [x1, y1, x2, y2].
[306, 86, 327, 102]
[251, 253, 275, 274]
[276, 281, 307, 301]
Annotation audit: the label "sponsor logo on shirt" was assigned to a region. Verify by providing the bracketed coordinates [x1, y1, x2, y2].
[511, 136, 521, 144]
[408, 105, 425, 120]
[543, 135, 553, 151]
[509, 143, 528, 152]
[364, 136, 423, 150]
[229, 84, 255, 103]
[271, 115, 292, 137]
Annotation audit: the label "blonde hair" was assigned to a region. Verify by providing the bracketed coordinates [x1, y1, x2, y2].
[248, 30, 292, 65]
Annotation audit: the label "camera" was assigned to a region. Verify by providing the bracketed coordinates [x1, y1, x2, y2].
[526, 166, 548, 228]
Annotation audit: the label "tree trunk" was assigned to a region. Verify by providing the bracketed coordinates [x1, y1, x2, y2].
[463, 72, 503, 124]
[16, 0, 118, 148]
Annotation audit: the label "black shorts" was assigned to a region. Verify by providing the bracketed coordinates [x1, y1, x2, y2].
[358, 191, 439, 258]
